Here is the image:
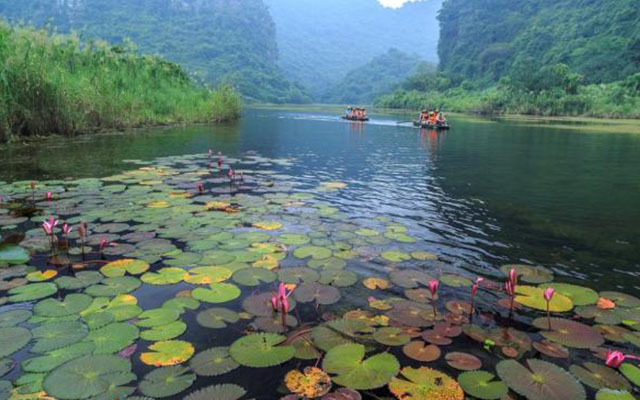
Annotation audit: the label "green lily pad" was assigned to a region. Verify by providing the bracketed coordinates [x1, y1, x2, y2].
[278, 234, 310, 245]
[140, 321, 187, 341]
[42, 355, 133, 400]
[389, 269, 434, 289]
[619, 363, 640, 387]
[183, 384, 246, 400]
[21, 342, 95, 373]
[0, 244, 29, 265]
[141, 267, 186, 285]
[372, 327, 410, 346]
[293, 246, 332, 260]
[322, 343, 399, 390]
[229, 333, 294, 368]
[83, 322, 139, 354]
[232, 267, 277, 286]
[278, 267, 320, 284]
[100, 259, 150, 278]
[192, 283, 241, 304]
[600, 291, 640, 308]
[515, 285, 573, 312]
[189, 347, 239, 376]
[410, 251, 438, 261]
[196, 308, 239, 329]
[308, 257, 347, 270]
[457, 370, 508, 400]
[381, 251, 411, 263]
[0, 327, 31, 357]
[54, 271, 103, 290]
[34, 293, 92, 317]
[0, 309, 32, 327]
[501, 264, 554, 284]
[32, 322, 88, 353]
[135, 308, 181, 328]
[595, 389, 636, 400]
[0, 359, 14, 378]
[440, 274, 472, 288]
[294, 283, 341, 305]
[138, 366, 195, 398]
[318, 270, 358, 287]
[496, 359, 585, 400]
[140, 340, 194, 366]
[8, 283, 57, 302]
[569, 362, 631, 391]
[162, 297, 200, 313]
[85, 277, 141, 297]
[544, 283, 598, 306]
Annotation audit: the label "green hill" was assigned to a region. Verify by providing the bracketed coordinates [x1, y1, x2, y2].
[265, 0, 442, 97]
[322, 49, 432, 104]
[0, 0, 311, 103]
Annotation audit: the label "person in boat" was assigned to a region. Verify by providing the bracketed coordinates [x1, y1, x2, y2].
[436, 111, 446, 125]
[345, 106, 353, 118]
[428, 111, 437, 125]
[419, 110, 428, 122]
[361, 109, 368, 119]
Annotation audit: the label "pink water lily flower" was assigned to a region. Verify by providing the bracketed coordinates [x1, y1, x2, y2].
[45, 192, 53, 201]
[228, 167, 234, 179]
[198, 181, 204, 193]
[99, 239, 116, 252]
[606, 350, 639, 368]
[544, 287, 555, 302]
[509, 268, 518, 287]
[217, 153, 223, 168]
[504, 280, 515, 296]
[61, 223, 72, 235]
[471, 277, 484, 297]
[429, 280, 439, 298]
[42, 216, 59, 235]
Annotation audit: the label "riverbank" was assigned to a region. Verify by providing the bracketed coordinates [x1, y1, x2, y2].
[375, 74, 640, 120]
[0, 22, 242, 143]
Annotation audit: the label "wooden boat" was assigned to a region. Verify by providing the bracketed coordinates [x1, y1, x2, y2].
[342, 115, 369, 122]
[413, 120, 450, 130]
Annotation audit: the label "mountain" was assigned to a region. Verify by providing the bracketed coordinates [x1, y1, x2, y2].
[0, 0, 311, 103]
[437, 0, 640, 86]
[322, 49, 433, 104]
[265, 0, 442, 97]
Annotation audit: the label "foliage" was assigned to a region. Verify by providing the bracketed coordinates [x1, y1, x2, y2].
[0, 22, 242, 142]
[0, 0, 308, 103]
[322, 49, 430, 105]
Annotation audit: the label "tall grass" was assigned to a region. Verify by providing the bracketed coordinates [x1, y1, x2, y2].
[0, 22, 242, 142]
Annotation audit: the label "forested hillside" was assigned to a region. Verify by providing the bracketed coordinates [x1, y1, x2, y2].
[437, 0, 640, 86]
[322, 49, 432, 104]
[265, 0, 442, 97]
[377, 0, 640, 117]
[0, 0, 311, 103]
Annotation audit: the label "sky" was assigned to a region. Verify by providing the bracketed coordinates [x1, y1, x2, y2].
[377, 0, 423, 8]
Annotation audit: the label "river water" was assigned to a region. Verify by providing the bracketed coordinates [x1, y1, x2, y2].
[2, 107, 639, 293]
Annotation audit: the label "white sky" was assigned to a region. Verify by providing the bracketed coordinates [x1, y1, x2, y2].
[377, 0, 423, 9]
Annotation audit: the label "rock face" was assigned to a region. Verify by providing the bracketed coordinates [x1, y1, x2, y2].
[0, 0, 309, 103]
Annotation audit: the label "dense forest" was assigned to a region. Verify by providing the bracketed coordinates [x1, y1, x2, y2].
[265, 0, 442, 97]
[0, 0, 310, 103]
[322, 49, 432, 104]
[0, 23, 241, 142]
[377, 0, 640, 117]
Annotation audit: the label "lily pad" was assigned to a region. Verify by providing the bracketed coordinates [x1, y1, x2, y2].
[100, 259, 150, 278]
[285, 367, 332, 398]
[278, 267, 320, 284]
[140, 321, 187, 341]
[196, 308, 239, 329]
[26, 270, 58, 282]
[192, 283, 241, 304]
[496, 359, 586, 400]
[135, 308, 181, 328]
[389, 367, 463, 400]
[85, 276, 141, 297]
[184, 266, 232, 284]
[373, 327, 410, 346]
[294, 283, 341, 305]
[402, 341, 441, 362]
[569, 362, 630, 391]
[8, 282, 57, 302]
[381, 251, 411, 263]
[0, 327, 31, 357]
[0, 244, 29, 265]
[501, 264, 553, 284]
[141, 267, 186, 285]
[533, 317, 604, 348]
[55, 271, 103, 290]
[83, 322, 139, 354]
[319, 270, 358, 287]
[42, 355, 133, 400]
[595, 389, 636, 400]
[189, 347, 239, 376]
[32, 321, 87, 353]
[21, 342, 95, 373]
[0, 309, 32, 327]
[545, 283, 598, 306]
[293, 246, 332, 260]
[140, 340, 195, 366]
[322, 343, 399, 390]
[138, 366, 195, 398]
[183, 384, 246, 400]
[389, 270, 434, 289]
[232, 267, 277, 286]
[229, 333, 294, 367]
[457, 370, 508, 400]
[619, 363, 640, 386]
[515, 285, 573, 312]
[34, 293, 92, 317]
[445, 352, 482, 371]
[278, 234, 310, 245]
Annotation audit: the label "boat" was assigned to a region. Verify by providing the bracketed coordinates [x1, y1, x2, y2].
[342, 115, 370, 122]
[413, 120, 451, 130]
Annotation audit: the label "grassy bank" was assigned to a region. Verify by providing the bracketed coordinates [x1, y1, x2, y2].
[0, 22, 242, 143]
[375, 73, 640, 119]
